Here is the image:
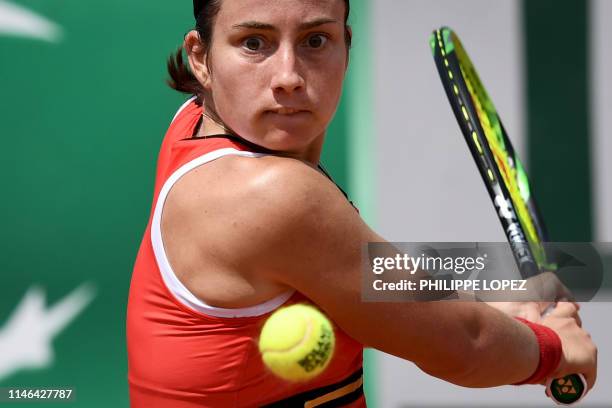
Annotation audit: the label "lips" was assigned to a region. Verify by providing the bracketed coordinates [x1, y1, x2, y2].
[275, 107, 302, 114]
[267, 107, 309, 115]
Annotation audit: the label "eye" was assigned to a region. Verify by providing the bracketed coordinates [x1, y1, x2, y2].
[305, 34, 328, 49]
[242, 37, 265, 51]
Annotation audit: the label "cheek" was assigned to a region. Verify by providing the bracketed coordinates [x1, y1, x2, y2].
[211, 60, 248, 105]
[311, 63, 346, 116]
[209, 67, 262, 130]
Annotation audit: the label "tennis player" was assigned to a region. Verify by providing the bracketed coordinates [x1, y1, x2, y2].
[126, 1, 597, 406]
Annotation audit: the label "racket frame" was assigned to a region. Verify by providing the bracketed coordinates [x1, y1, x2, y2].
[430, 27, 587, 405]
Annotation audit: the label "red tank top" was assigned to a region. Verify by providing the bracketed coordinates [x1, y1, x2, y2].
[127, 98, 366, 407]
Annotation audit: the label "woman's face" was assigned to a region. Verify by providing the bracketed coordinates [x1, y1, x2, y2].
[201, 0, 348, 160]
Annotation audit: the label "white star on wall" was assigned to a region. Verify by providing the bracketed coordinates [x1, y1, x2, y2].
[0, 0, 63, 42]
[0, 284, 96, 381]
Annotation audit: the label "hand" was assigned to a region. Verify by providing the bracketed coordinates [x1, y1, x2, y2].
[524, 271, 574, 304]
[485, 299, 582, 325]
[485, 271, 578, 323]
[485, 301, 548, 322]
[539, 302, 597, 392]
[480, 271, 572, 307]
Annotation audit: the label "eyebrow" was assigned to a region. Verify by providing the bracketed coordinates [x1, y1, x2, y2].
[231, 18, 339, 32]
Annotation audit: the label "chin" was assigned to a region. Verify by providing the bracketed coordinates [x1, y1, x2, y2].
[235, 124, 317, 153]
[260, 128, 319, 154]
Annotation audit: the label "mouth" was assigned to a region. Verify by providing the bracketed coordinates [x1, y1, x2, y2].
[267, 107, 309, 115]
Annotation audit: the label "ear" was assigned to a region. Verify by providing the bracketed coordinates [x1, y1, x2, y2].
[345, 26, 352, 69]
[184, 30, 211, 89]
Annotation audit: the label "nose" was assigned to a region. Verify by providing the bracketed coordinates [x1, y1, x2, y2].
[270, 44, 305, 94]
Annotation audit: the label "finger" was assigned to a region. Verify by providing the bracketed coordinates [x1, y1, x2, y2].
[558, 302, 583, 326]
[525, 303, 543, 322]
[574, 313, 582, 327]
[585, 370, 596, 392]
[538, 301, 555, 315]
[556, 297, 581, 312]
[588, 349, 598, 391]
[550, 301, 578, 317]
[554, 282, 575, 303]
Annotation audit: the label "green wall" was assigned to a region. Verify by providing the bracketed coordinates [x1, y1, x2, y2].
[0, 2, 192, 406]
[0, 0, 366, 406]
[524, 0, 592, 241]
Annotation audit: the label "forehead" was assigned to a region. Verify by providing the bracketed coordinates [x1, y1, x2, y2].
[215, 0, 345, 28]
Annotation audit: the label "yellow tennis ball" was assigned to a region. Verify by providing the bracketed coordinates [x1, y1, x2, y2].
[258, 304, 335, 382]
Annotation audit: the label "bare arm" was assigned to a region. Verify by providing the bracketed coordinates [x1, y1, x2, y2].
[180, 155, 540, 387]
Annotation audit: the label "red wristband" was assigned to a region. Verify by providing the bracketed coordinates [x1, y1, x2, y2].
[513, 317, 562, 385]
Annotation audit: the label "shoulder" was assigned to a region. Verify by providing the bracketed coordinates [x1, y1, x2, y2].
[165, 153, 368, 281]
[170, 153, 353, 226]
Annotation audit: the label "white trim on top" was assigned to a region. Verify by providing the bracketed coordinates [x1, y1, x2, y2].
[151, 148, 294, 318]
[171, 96, 198, 124]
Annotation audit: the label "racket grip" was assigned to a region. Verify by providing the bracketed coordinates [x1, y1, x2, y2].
[546, 373, 587, 405]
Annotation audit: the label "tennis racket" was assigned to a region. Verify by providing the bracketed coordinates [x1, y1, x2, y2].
[430, 27, 586, 405]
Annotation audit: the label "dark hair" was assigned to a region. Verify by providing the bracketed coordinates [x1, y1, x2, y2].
[167, 0, 352, 108]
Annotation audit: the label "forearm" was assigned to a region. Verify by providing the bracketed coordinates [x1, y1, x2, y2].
[339, 301, 539, 387]
[432, 302, 540, 387]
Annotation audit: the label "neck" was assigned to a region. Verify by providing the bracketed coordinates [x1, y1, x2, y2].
[277, 134, 325, 167]
[198, 112, 231, 137]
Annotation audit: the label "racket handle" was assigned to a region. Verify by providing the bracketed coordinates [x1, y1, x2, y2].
[541, 304, 586, 404]
[546, 373, 587, 405]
